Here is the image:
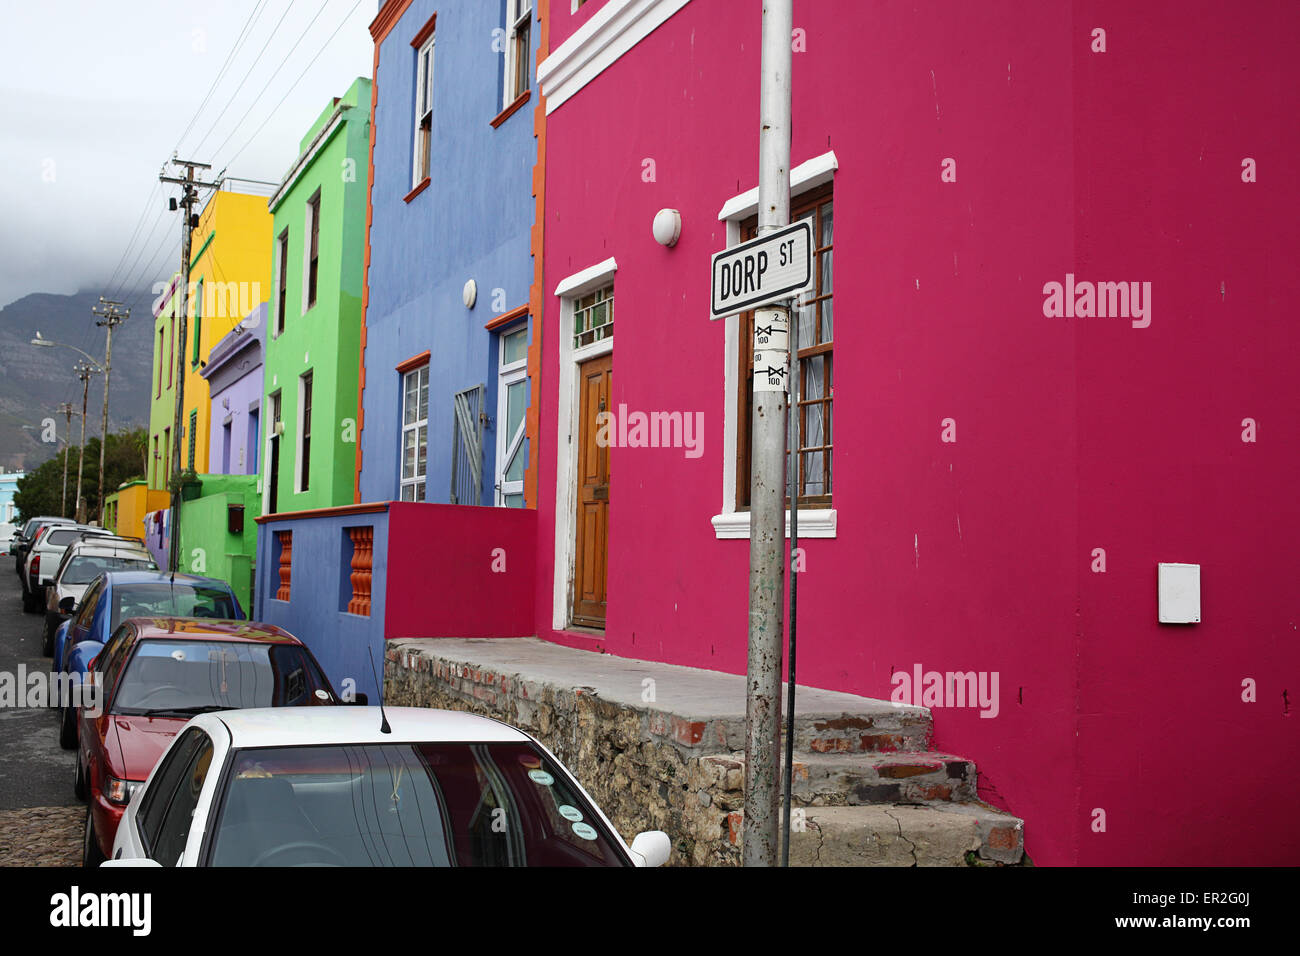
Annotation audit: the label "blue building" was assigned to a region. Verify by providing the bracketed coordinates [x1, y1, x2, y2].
[254, 0, 543, 702]
[0, 469, 26, 545]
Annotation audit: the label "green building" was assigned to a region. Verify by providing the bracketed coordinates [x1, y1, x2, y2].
[260, 76, 372, 516]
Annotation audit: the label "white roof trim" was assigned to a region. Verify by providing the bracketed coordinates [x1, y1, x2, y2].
[537, 0, 692, 114]
[717, 150, 840, 222]
[268, 103, 353, 212]
[554, 257, 618, 298]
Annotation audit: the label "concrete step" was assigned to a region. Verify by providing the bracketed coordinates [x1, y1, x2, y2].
[706, 751, 977, 807]
[781, 802, 1026, 866]
[792, 751, 978, 805]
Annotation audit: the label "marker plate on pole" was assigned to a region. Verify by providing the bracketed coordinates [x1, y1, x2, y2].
[710, 220, 812, 319]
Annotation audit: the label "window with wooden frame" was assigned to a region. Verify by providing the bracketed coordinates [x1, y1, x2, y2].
[504, 0, 532, 108]
[413, 31, 435, 188]
[275, 229, 288, 335]
[156, 326, 164, 396]
[298, 371, 313, 493]
[735, 183, 834, 509]
[305, 191, 320, 311]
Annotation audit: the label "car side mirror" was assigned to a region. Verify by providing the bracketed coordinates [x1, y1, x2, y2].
[60, 597, 76, 614]
[99, 858, 162, 868]
[347, 692, 369, 705]
[628, 830, 671, 867]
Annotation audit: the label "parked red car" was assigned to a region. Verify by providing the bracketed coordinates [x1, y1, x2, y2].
[77, 617, 344, 866]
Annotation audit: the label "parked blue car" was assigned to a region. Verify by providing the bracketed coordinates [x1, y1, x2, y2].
[54, 570, 245, 749]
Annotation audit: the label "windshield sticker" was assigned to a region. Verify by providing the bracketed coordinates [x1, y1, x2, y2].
[571, 822, 597, 841]
[558, 804, 584, 822]
[528, 769, 555, 786]
[170, 650, 185, 661]
[314, 689, 331, 701]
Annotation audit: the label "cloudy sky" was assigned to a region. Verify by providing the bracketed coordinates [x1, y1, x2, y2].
[0, 0, 376, 311]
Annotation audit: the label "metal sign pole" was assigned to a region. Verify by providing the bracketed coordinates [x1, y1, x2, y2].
[782, 296, 800, 866]
[743, 0, 793, 868]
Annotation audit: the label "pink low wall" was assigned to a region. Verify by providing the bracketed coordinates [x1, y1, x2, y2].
[534, 0, 1300, 865]
[384, 501, 536, 639]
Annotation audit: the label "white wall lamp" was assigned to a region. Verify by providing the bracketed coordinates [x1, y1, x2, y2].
[463, 278, 477, 309]
[652, 208, 681, 247]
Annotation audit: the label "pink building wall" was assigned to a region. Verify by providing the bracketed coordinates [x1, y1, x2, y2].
[384, 502, 536, 640]
[533, 0, 1299, 865]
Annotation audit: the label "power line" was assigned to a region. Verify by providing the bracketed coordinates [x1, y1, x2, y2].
[210, 0, 336, 161]
[225, 0, 365, 169]
[173, 0, 273, 154]
[190, 0, 303, 156]
[102, 181, 162, 296]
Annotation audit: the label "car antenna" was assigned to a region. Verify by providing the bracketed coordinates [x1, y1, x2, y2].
[366, 647, 391, 734]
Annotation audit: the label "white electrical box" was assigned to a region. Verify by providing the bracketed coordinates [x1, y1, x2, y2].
[1158, 563, 1201, 624]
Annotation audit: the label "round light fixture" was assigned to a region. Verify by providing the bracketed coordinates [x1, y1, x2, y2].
[652, 208, 681, 247]
[463, 278, 477, 309]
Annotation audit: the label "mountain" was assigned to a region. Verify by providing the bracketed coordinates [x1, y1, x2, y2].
[0, 289, 155, 473]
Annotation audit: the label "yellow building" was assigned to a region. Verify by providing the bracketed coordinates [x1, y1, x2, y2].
[149, 187, 271, 486]
[104, 480, 170, 539]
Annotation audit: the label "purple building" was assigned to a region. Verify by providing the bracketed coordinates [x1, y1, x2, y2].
[200, 304, 266, 477]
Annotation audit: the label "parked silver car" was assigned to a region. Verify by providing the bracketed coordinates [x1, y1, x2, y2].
[42, 536, 158, 655]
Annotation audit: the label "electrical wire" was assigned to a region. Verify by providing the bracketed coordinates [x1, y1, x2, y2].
[224, 0, 365, 169]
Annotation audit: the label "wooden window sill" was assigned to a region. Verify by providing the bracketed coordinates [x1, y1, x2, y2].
[404, 177, 431, 203]
[490, 90, 531, 129]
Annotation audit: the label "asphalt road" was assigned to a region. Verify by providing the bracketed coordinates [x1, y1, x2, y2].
[0, 564, 77, 810]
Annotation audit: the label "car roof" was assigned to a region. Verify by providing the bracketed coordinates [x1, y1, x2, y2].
[103, 570, 231, 588]
[199, 706, 532, 748]
[125, 617, 303, 645]
[64, 541, 151, 558]
[38, 526, 110, 543]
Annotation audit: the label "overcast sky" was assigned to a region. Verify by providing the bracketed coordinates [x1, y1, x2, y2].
[0, 0, 376, 311]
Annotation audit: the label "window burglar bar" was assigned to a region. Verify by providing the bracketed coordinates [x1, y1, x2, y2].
[573, 285, 614, 349]
[450, 384, 485, 505]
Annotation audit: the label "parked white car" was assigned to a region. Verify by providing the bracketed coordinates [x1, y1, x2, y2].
[42, 537, 157, 655]
[23, 525, 112, 613]
[105, 706, 671, 868]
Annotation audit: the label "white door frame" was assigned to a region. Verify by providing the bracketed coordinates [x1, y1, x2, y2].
[551, 257, 616, 631]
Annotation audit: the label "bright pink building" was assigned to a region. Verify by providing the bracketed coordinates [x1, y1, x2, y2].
[529, 0, 1299, 865]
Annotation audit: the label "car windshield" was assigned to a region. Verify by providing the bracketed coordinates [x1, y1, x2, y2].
[112, 639, 334, 716]
[111, 582, 239, 629]
[207, 742, 629, 867]
[64, 555, 156, 585]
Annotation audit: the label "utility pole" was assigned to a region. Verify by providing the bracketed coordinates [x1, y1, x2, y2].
[159, 158, 216, 571]
[58, 403, 74, 518]
[73, 363, 99, 523]
[743, 0, 794, 867]
[91, 298, 128, 525]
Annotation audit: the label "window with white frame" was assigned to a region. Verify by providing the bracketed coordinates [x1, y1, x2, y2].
[400, 364, 429, 501]
[495, 324, 528, 507]
[303, 191, 320, 313]
[503, 0, 532, 108]
[297, 371, 313, 493]
[275, 229, 288, 335]
[413, 32, 435, 187]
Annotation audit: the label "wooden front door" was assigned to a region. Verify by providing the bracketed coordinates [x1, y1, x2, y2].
[572, 353, 611, 628]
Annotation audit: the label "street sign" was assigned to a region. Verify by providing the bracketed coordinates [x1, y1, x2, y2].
[710, 220, 812, 319]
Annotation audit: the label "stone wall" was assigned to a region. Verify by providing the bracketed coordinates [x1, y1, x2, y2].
[384, 639, 744, 866]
